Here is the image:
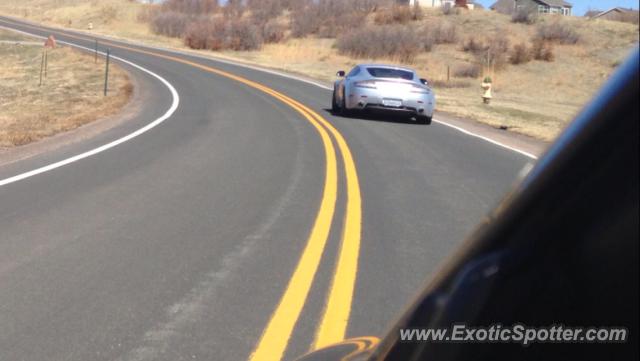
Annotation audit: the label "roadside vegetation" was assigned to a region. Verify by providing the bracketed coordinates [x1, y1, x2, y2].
[0, 0, 638, 140]
[0, 29, 131, 147]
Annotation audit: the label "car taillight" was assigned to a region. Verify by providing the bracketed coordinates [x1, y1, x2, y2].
[354, 80, 377, 89]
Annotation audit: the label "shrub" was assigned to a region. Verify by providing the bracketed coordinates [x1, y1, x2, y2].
[336, 25, 420, 62]
[453, 63, 481, 78]
[150, 11, 190, 38]
[416, 22, 457, 49]
[137, 6, 156, 22]
[536, 21, 580, 44]
[224, 0, 245, 18]
[374, 5, 422, 25]
[511, 8, 537, 24]
[183, 19, 218, 49]
[291, 0, 376, 38]
[412, 4, 425, 21]
[248, 0, 286, 25]
[442, 5, 459, 16]
[290, 6, 321, 37]
[229, 20, 263, 50]
[183, 18, 263, 51]
[261, 19, 287, 43]
[486, 33, 510, 69]
[510, 42, 532, 64]
[462, 36, 485, 53]
[99, 5, 118, 24]
[160, 0, 218, 15]
[531, 39, 555, 61]
[461, 33, 509, 69]
[417, 28, 436, 52]
[432, 21, 458, 44]
[374, 5, 411, 24]
[318, 11, 367, 38]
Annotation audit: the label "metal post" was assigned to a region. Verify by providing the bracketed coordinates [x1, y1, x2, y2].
[447, 65, 450, 82]
[44, 49, 48, 78]
[104, 49, 110, 96]
[95, 39, 98, 63]
[39, 49, 45, 86]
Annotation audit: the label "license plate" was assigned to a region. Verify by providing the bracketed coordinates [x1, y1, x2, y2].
[382, 99, 402, 108]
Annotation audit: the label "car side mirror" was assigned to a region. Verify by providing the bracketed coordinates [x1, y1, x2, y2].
[337, 70, 346, 77]
[420, 78, 428, 85]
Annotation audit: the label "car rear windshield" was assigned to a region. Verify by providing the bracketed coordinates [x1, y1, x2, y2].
[366, 67, 414, 80]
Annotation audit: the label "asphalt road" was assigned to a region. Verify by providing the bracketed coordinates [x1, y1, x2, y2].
[0, 17, 535, 361]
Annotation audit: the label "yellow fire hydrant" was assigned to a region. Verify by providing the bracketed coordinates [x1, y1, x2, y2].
[481, 77, 492, 104]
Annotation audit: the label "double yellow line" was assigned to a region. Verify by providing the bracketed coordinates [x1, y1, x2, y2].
[0, 18, 363, 360]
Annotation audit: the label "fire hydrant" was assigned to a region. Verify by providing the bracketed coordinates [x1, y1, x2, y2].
[481, 77, 492, 104]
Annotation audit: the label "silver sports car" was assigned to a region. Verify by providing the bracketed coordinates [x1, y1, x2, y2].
[332, 64, 435, 124]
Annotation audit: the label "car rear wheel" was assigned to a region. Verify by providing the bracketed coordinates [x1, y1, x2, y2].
[416, 115, 432, 125]
[341, 96, 352, 117]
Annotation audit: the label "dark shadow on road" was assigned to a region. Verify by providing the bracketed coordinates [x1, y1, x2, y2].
[322, 108, 425, 125]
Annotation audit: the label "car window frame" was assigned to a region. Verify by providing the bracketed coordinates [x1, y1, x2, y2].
[347, 66, 360, 78]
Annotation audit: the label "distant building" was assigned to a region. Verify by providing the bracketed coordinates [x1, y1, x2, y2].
[585, 7, 639, 23]
[490, 0, 572, 16]
[584, 9, 602, 18]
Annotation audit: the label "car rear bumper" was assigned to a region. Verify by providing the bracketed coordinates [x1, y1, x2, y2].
[346, 87, 435, 117]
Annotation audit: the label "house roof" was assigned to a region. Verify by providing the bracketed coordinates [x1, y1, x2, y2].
[489, 0, 515, 11]
[594, 7, 638, 17]
[585, 7, 638, 18]
[584, 10, 602, 17]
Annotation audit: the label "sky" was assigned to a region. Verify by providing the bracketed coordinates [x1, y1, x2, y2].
[474, 0, 639, 15]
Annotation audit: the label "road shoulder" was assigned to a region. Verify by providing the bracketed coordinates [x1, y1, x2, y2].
[0, 65, 142, 168]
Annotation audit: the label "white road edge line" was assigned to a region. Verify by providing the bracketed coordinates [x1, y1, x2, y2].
[431, 120, 538, 159]
[0, 25, 180, 188]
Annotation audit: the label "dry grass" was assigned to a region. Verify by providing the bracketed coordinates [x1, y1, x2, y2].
[0, 29, 131, 147]
[0, 0, 184, 47]
[1, 2, 638, 141]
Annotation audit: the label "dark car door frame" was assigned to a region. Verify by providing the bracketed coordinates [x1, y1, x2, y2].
[369, 48, 639, 361]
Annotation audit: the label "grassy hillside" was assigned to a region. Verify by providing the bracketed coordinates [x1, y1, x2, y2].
[1, 1, 637, 141]
[0, 0, 177, 43]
